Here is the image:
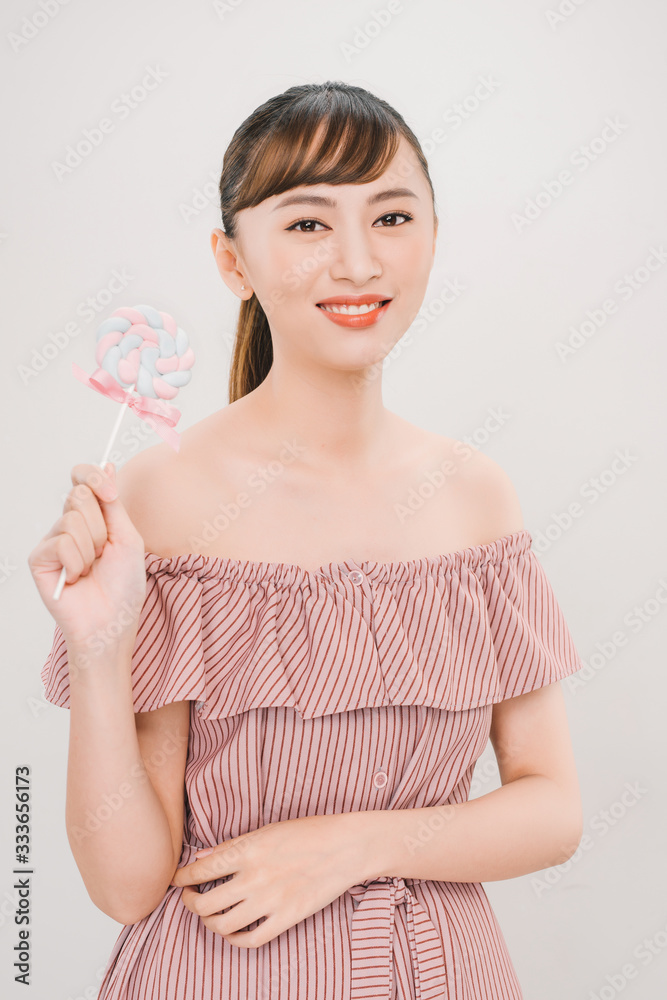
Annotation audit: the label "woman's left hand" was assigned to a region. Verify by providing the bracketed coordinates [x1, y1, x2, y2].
[170, 812, 377, 948]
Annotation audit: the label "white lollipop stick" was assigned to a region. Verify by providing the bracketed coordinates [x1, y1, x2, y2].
[52, 384, 135, 601]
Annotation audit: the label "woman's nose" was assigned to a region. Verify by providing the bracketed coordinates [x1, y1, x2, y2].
[327, 228, 382, 284]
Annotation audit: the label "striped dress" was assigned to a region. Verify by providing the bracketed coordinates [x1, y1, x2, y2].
[41, 528, 583, 999]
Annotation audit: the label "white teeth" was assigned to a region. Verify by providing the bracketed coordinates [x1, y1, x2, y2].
[319, 301, 386, 315]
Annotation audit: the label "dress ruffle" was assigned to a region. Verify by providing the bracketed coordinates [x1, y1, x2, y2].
[40, 529, 583, 720]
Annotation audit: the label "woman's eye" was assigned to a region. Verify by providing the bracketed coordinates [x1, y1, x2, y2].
[287, 211, 413, 233]
[287, 219, 327, 233]
[374, 212, 414, 227]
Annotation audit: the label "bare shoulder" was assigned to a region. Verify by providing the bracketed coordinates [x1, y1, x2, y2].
[113, 440, 188, 553]
[113, 444, 165, 546]
[112, 410, 233, 554]
[386, 414, 525, 544]
[434, 432, 525, 541]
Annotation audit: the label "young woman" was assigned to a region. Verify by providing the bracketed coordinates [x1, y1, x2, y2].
[30, 81, 584, 999]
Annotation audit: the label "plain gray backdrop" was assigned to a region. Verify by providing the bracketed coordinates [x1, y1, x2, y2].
[3, 0, 666, 997]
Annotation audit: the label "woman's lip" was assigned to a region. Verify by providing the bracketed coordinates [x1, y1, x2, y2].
[316, 295, 393, 306]
[316, 299, 392, 328]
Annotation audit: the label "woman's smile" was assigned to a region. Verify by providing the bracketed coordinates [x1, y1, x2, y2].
[315, 295, 393, 327]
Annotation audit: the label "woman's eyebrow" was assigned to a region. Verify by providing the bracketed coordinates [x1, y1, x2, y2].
[271, 187, 419, 211]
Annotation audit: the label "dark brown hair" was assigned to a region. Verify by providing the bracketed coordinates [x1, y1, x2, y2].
[218, 81, 437, 403]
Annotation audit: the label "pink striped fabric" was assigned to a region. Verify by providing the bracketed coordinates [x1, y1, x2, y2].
[41, 528, 583, 999]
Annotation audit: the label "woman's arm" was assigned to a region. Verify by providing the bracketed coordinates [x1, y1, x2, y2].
[63, 454, 191, 925]
[348, 681, 583, 883]
[66, 647, 190, 924]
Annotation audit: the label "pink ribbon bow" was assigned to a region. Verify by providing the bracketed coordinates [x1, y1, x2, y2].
[71, 362, 182, 451]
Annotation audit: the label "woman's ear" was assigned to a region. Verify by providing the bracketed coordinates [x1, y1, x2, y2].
[210, 227, 232, 263]
[210, 228, 250, 298]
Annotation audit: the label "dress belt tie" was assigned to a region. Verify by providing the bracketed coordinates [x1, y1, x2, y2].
[347, 876, 449, 999]
[174, 846, 451, 996]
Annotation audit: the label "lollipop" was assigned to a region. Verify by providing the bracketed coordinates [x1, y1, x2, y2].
[52, 304, 195, 600]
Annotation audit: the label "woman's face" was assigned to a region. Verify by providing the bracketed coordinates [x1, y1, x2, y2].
[211, 134, 438, 375]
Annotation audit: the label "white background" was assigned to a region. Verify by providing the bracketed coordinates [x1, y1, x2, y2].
[2, 0, 666, 997]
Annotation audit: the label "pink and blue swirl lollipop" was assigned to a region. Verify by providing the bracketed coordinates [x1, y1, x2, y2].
[53, 304, 195, 600]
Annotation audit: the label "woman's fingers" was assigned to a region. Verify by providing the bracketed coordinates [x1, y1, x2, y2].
[43, 510, 94, 584]
[28, 459, 147, 649]
[41, 463, 116, 583]
[62, 484, 108, 558]
[70, 462, 118, 502]
[44, 529, 86, 586]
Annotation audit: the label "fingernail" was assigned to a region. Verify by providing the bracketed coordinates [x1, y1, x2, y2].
[195, 847, 214, 857]
[100, 463, 117, 500]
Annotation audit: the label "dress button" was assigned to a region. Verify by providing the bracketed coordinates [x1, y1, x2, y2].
[348, 570, 365, 586]
[195, 700, 205, 714]
[373, 769, 388, 789]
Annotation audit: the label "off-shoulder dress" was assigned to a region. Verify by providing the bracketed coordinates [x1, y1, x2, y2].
[41, 528, 583, 999]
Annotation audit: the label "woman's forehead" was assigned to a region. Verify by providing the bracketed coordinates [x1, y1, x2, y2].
[264, 166, 426, 211]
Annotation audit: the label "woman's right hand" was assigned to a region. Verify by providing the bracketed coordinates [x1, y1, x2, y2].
[27, 462, 147, 654]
